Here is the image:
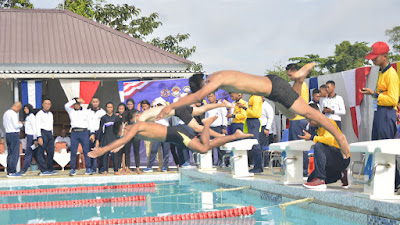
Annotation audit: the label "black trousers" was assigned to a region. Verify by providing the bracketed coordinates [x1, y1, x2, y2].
[120, 137, 141, 168]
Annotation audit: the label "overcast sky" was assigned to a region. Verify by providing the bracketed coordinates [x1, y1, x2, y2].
[32, 0, 400, 74]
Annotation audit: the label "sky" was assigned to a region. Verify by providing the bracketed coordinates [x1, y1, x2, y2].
[31, 0, 400, 75]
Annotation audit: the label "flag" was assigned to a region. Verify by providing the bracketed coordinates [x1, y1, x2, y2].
[342, 67, 371, 138]
[21, 80, 42, 109]
[117, 79, 138, 103]
[59, 80, 100, 108]
[308, 77, 319, 102]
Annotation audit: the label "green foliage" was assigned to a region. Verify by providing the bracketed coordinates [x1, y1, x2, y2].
[386, 26, 400, 61]
[386, 26, 400, 54]
[57, 0, 96, 19]
[0, 0, 33, 8]
[332, 41, 370, 72]
[150, 34, 196, 59]
[288, 54, 328, 77]
[265, 64, 290, 81]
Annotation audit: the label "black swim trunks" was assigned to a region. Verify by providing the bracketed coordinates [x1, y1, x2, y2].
[166, 125, 195, 147]
[266, 75, 299, 109]
[174, 106, 194, 125]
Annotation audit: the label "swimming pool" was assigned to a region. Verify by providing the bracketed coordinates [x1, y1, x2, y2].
[0, 177, 361, 225]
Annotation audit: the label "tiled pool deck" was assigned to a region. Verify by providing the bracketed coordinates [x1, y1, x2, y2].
[1, 167, 399, 224]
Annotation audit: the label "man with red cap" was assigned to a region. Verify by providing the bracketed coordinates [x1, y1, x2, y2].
[360, 41, 400, 191]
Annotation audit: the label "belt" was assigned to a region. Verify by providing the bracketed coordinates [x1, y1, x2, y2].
[72, 128, 87, 132]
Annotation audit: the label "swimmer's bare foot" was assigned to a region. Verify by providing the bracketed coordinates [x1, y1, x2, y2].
[292, 62, 316, 82]
[136, 167, 143, 174]
[103, 171, 108, 176]
[233, 129, 254, 139]
[222, 100, 234, 108]
[202, 116, 218, 126]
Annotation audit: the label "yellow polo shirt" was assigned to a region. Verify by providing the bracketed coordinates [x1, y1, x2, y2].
[291, 82, 309, 120]
[376, 64, 400, 108]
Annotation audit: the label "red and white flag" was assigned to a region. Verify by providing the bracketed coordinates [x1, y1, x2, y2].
[342, 67, 371, 138]
[59, 80, 100, 108]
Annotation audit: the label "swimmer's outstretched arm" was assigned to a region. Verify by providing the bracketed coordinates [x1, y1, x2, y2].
[88, 124, 139, 158]
[192, 100, 234, 116]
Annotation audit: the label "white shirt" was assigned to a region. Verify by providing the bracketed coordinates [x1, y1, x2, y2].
[55, 136, 71, 147]
[3, 109, 22, 133]
[20, 138, 26, 150]
[260, 101, 274, 130]
[65, 100, 90, 129]
[270, 119, 277, 135]
[205, 102, 227, 127]
[25, 113, 37, 139]
[88, 108, 106, 133]
[36, 110, 54, 137]
[321, 94, 346, 121]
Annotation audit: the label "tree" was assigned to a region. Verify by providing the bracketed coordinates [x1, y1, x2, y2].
[0, 0, 33, 8]
[385, 26, 400, 61]
[332, 41, 370, 72]
[288, 54, 330, 77]
[265, 63, 290, 81]
[59, 0, 202, 71]
[285, 41, 370, 75]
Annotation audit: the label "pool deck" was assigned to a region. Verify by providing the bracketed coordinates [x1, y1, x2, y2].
[1, 167, 400, 224]
[181, 167, 400, 224]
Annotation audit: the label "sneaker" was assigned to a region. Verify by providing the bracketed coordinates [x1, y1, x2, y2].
[143, 168, 153, 173]
[303, 178, 327, 189]
[85, 169, 93, 175]
[69, 169, 76, 176]
[39, 171, 52, 176]
[7, 173, 22, 178]
[340, 169, 350, 189]
[181, 162, 191, 168]
[19, 171, 26, 176]
[50, 170, 58, 175]
[161, 167, 167, 172]
[249, 168, 263, 174]
[98, 168, 104, 174]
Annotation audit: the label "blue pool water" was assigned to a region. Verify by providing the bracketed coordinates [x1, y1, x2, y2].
[0, 178, 361, 225]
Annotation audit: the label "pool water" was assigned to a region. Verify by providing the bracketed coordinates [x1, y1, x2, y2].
[0, 178, 361, 225]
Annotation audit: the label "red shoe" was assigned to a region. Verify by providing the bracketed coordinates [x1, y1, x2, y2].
[303, 178, 327, 189]
[340, 169, 350, 189]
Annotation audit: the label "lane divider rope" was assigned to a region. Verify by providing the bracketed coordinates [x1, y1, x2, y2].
[15, 205, 256, 225]
[0, 182, 155, 196]
[0, 195, 146, 210]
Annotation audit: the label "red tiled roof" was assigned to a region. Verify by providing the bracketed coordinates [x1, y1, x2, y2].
[0, 9, 192, 67]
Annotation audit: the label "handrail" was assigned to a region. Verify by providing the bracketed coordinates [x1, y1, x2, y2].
[350, 162, 391, 185]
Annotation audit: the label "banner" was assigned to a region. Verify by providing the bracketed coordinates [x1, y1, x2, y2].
[119, 78, 232, 108]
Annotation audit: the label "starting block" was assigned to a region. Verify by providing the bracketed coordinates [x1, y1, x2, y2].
[220, 139, 258, 178]
[269, 140, 314, 184]
[350, 139, 400, 200]
[195, 150, 216, 172]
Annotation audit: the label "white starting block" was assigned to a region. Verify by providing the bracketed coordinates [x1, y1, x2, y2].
[350, 139, 400, 200]
[269, 140, 314, 184]
[195, 150, 216, 172]
[220, 139, 258, 178]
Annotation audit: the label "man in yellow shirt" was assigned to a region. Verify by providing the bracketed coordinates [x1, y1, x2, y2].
[237, 95, 263, 173]
[299, 103, 351, 189]
[360, 41, 400, 190]
[227, 93, 247, 132]
[286, 63, 310, 177]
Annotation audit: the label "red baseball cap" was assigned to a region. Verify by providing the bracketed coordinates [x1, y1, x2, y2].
[365, 42, 390, 60]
